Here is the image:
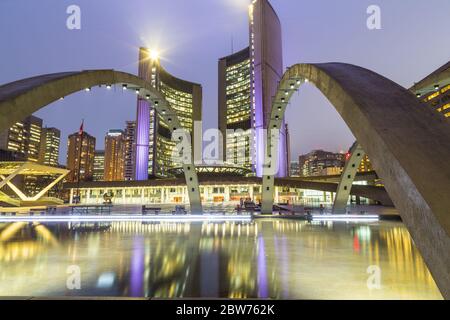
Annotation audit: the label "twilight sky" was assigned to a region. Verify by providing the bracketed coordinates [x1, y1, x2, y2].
[1, 0, 449, 165]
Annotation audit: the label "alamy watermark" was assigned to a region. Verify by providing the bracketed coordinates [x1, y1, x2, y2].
[366, 265, 381, 290]
[66, 5, 81, 30]
[66, 265, 81, 290]
[170, 123, 282, 175]
[367, 5, 382, 30]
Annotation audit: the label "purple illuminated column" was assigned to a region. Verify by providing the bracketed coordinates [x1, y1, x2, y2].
[135, 98, 150, 180]
[257, 235, 269, 298]
[130, 236, 144, 297]
[249, 0, 286, 177]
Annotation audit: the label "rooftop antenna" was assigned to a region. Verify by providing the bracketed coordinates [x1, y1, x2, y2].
[231, 35, 234, 54]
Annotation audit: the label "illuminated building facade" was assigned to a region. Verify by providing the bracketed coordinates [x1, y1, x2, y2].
[66, 131, 96, 182]
[0, 116, 44, 195]
[0, 115, 43, 162]
[135, 47, 202, 179]
[66, 180, 341, 207]
[298, 150, 345, 177]
[419, 84, 450, 118]
[104, 130, 125, 181]
[218, 0, 288, 177]
[93, 150, 105, 181]
[358, 154, 373, 173]
[124, 121, 136, 181]
[219, 48, 252, 170]
[38, 127, 60, 167]
[289, 161, 300, 177]
[411, 61, 450, 118]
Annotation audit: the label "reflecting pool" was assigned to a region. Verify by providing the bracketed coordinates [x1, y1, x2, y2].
[0, 219, 442, 299]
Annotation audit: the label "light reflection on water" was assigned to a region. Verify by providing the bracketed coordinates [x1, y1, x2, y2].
[0, 220, 442, 299]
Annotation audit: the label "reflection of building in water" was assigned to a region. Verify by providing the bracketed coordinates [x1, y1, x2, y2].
[376, 226, 436, 286]
[0, 220, 440, 299]
[199, 222, 260, 298]
[109, 221, 191, 235]
[0, 223, 58, 266]
[0, 241, 48, 263]
[117, 222, 195, 297]
[270, 220, 437, 295]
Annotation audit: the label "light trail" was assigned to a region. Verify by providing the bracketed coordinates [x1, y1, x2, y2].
[0, 214, 253, 223]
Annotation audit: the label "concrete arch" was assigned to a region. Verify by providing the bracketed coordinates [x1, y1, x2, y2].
[0, 70, 202, 213]
[332, 142, 366, 213]
[261, 63, 450, 298]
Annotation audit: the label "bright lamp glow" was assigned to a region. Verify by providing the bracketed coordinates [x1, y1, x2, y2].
[149, 49, 159, 60]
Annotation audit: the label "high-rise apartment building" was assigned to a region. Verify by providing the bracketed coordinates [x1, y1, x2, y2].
[218, 0, 288, 177]
[66, 131, 96, 182]
[124, 121, 136, 181]
[39, 127, 60, 167]
[104, 130, 125, 181]
[93, 150, 105, 181]
[135, 47, 202, 179]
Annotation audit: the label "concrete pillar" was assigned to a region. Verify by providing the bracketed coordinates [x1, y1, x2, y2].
[204, 187, 209, 203]
[224, 186, 230, 202]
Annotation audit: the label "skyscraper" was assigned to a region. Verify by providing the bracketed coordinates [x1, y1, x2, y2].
[218, 48, 252, 170]
[135, 47, 202, 179]
[104, 130, 125, 181]
[124, 121, 136, 181]
[218, 0, 288, 177]
[39, 127, 60, 167]
[289, 160, 300, 177]
[66, 131, 96, 182]
[0, 115, 44, 196]
[93, 150, 105, 181]
[0, 115, 43, 162]
[298, 150, 345, 177]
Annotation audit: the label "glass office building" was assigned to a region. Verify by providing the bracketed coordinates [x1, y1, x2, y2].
[135, 47, 202, 179]
[218, 48, 252, 170]
[218, 0, 289, 177]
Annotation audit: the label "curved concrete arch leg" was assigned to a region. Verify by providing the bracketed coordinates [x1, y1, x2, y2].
[259, 63, 450, 298]
[261, 131, 277, 214]
[140, 96, 203, 214]
[182, 163, 202, 213]
[261, 77, 304, 214]
[332, 142, 366, 213]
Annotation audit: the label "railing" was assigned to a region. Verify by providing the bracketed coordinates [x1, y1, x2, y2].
[70, 205, 113, 215]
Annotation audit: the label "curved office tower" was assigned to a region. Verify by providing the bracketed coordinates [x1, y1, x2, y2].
[218, 0, 289, 177]
[135, 47, 202, 179]
[218, 47, 252, 171]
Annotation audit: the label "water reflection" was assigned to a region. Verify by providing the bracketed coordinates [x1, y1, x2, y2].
[0, 220, 442, 299]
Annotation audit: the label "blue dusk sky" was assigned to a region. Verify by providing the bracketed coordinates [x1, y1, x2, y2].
[0, 0, 449, 164]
